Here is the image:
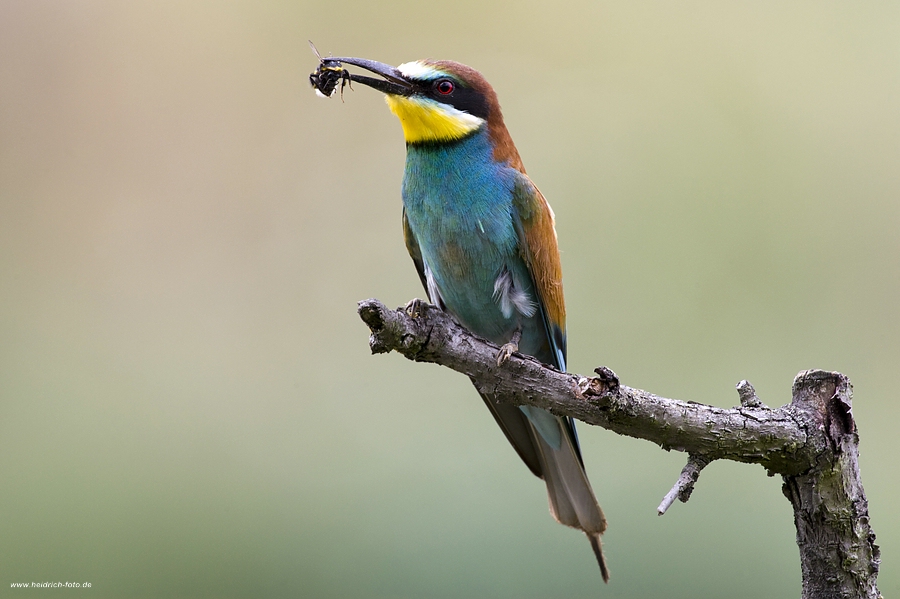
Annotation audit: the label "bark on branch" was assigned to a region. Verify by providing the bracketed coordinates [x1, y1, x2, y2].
[358, 298, 881, 598]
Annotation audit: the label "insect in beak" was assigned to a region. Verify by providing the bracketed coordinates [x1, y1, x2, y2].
[308, 41, 353, 101]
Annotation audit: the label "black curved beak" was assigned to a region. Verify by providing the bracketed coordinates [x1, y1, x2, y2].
[327, 57, 414, 96]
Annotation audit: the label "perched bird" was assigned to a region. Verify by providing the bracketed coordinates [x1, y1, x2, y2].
[313, 55, 609, 581]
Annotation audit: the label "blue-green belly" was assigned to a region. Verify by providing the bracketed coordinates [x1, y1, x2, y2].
[402, 130, 550, 362]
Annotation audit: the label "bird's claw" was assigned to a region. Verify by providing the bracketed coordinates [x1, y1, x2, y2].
[405, 298, 427, 318]
[496, 342, 518, 366]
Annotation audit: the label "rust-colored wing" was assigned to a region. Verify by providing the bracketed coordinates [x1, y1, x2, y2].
[511, 174, 567, 370]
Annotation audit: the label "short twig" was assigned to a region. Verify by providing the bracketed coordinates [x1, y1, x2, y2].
[736, 380, 767, 408]
[657, 454, 711, 515]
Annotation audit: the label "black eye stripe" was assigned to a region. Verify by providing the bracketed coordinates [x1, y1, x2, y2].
[420, 78, 489, 120]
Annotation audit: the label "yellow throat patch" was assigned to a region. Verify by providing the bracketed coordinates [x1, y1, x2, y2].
[385, 95, 484, 143]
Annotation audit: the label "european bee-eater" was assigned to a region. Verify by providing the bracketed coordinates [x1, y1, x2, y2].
[312, 55, 609, 581]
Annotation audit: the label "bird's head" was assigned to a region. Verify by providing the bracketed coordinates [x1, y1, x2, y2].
[312, 55, 523, 168]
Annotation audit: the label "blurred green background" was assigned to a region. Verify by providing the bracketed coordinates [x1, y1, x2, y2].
[1, 1, 897, 597]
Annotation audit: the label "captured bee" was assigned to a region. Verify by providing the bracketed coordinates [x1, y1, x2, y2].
[309, 60, 350, 98]
[309, 41, 352, 100]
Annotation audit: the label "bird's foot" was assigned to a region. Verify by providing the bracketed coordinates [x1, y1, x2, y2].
[496, 342, 519, 366]
[405, 298, 428, 318]
[496, 329, 522, 366]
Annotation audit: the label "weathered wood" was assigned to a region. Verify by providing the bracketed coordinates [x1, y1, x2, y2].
[783, 371, 881, 599]
[358, 298, 881, 598]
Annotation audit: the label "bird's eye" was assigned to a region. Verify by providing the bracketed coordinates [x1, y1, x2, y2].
[435, 80, 454, 95]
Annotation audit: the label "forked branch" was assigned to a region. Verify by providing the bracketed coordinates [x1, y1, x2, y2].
[358, 298, 881, 599]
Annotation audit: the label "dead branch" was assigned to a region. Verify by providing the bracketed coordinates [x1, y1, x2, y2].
[358, 298, 881, 599]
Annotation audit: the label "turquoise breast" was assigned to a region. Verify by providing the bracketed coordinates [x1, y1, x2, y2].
[401, 128, 546, 356]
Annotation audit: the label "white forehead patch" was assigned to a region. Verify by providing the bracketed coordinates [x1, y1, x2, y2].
[397, 61, 446, 81]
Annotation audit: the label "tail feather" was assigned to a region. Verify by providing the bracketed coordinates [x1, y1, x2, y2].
[536, 439, 580, 525]
[533, 425, 607, 534]
[532, 418, 609, 583]
[588, 533, 610, 583]
[479, 392, 609, 581]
